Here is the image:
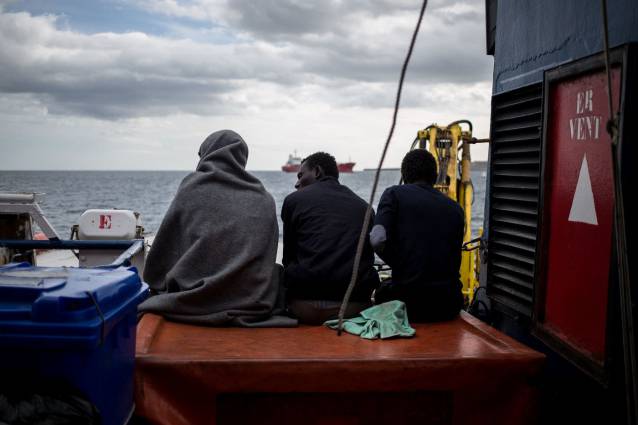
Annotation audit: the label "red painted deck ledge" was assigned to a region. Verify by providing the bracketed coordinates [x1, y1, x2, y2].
[134, 312, 545, 425]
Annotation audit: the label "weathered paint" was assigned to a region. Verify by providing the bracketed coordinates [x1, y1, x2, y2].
[492, 0, 638, 94]
[541, 66, 621, 363]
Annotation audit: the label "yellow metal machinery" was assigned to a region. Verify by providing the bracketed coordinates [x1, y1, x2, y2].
[411, 120, 485, 305]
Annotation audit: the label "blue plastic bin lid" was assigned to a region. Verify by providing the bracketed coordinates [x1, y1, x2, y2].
[0, 263, 148, 348]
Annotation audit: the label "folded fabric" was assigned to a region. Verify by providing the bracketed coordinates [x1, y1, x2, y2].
[324, 300, 416, 339]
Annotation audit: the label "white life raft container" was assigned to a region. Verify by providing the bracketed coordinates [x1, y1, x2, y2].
[78, 209, 139, 240]
[76, 209, 145, 274]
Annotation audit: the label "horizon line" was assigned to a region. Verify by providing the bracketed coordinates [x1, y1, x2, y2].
[0, 161, 488, 172]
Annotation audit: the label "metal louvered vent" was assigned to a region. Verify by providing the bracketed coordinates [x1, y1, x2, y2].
[486, 83, 543, 319]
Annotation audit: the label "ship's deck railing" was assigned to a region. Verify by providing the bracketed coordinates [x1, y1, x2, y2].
[0, 239, 144, 268]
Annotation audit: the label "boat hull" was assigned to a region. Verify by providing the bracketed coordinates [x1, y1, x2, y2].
[281, 164, 300, 173]
[338, 162, 355, 173]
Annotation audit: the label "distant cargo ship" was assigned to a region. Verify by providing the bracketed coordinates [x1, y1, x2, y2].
[363, 167, 400, 171]
[281, 153, 355, 173]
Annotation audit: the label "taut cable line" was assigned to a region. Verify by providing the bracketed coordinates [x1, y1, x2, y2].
[600, 1, 637, 423]
[336, 0, 428, 335]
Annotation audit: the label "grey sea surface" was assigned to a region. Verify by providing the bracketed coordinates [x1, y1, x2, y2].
[0, 167, 487, 238]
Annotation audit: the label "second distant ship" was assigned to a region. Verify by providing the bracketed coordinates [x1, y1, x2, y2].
[281, 153, 355, 173]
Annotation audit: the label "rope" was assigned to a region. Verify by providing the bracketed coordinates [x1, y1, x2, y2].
[336, 0, 428, 335]
[600, 1, 637, 423]
[600, 0, 616, 133]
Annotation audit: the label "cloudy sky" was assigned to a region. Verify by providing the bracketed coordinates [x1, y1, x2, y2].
[0, 0, 493, 171]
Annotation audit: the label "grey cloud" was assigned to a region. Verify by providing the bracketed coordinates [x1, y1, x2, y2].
[223, 0, 483, 37]
[297, 37, 491, 86]
[218, 0, 491, 85]
[0, 1, 492, 120]
[30, 76, 235, 120]
[0, 11, 300, 119]
[326, 82, 437, 109]
[225, 0, 338, 38]
[132, 0, 484, 39]
[292, 19, 492, 86]
[222, 0, 480, 38]
[318, 78, 489, 110]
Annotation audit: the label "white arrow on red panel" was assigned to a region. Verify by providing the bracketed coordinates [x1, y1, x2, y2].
[568, 154, 598, 225]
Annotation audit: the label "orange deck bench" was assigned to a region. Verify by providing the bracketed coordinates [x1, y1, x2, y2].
[135, 312, 544, 425]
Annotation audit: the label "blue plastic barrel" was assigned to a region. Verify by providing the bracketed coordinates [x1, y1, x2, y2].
[0, 262, 148, 425]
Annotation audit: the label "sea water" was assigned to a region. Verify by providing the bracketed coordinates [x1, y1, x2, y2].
[0, 167, 487, 238]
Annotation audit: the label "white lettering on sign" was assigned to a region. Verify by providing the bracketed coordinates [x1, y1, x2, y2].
[569, 116, 601, 141]
[576, 89, 593, 114]
[569, 89, 602, 141]
[568, 154, 598, 225]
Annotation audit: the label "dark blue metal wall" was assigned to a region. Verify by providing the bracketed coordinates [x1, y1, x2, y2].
[492, 0, 638, 94]
[482, 2, 638, 423]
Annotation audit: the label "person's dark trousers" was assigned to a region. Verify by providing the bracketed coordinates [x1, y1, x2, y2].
[374, 279, 463, 322]
[287, 298, 371, 325]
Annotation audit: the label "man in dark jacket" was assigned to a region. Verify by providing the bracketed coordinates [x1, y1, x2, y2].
[281, 152, 379, 324]
[370, 149, 464, 322]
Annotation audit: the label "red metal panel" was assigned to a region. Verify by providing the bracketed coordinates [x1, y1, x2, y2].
[542, 67, 621, 363]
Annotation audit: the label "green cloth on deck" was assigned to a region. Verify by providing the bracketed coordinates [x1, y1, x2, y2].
[324, 300, 416, 339]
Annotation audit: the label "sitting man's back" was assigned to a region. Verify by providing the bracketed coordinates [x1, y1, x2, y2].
[371, 149, 464, 322]
[282, 152, 379, 324]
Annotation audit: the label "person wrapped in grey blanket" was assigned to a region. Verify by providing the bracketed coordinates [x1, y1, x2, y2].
[138, 130, 297, 327]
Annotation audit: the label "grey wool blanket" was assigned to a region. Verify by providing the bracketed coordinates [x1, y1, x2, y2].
[138, 130, 297, 327]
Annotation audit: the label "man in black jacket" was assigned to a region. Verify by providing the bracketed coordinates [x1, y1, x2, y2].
[281, 152, 379, 324]
[370, 149, 464, 321]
